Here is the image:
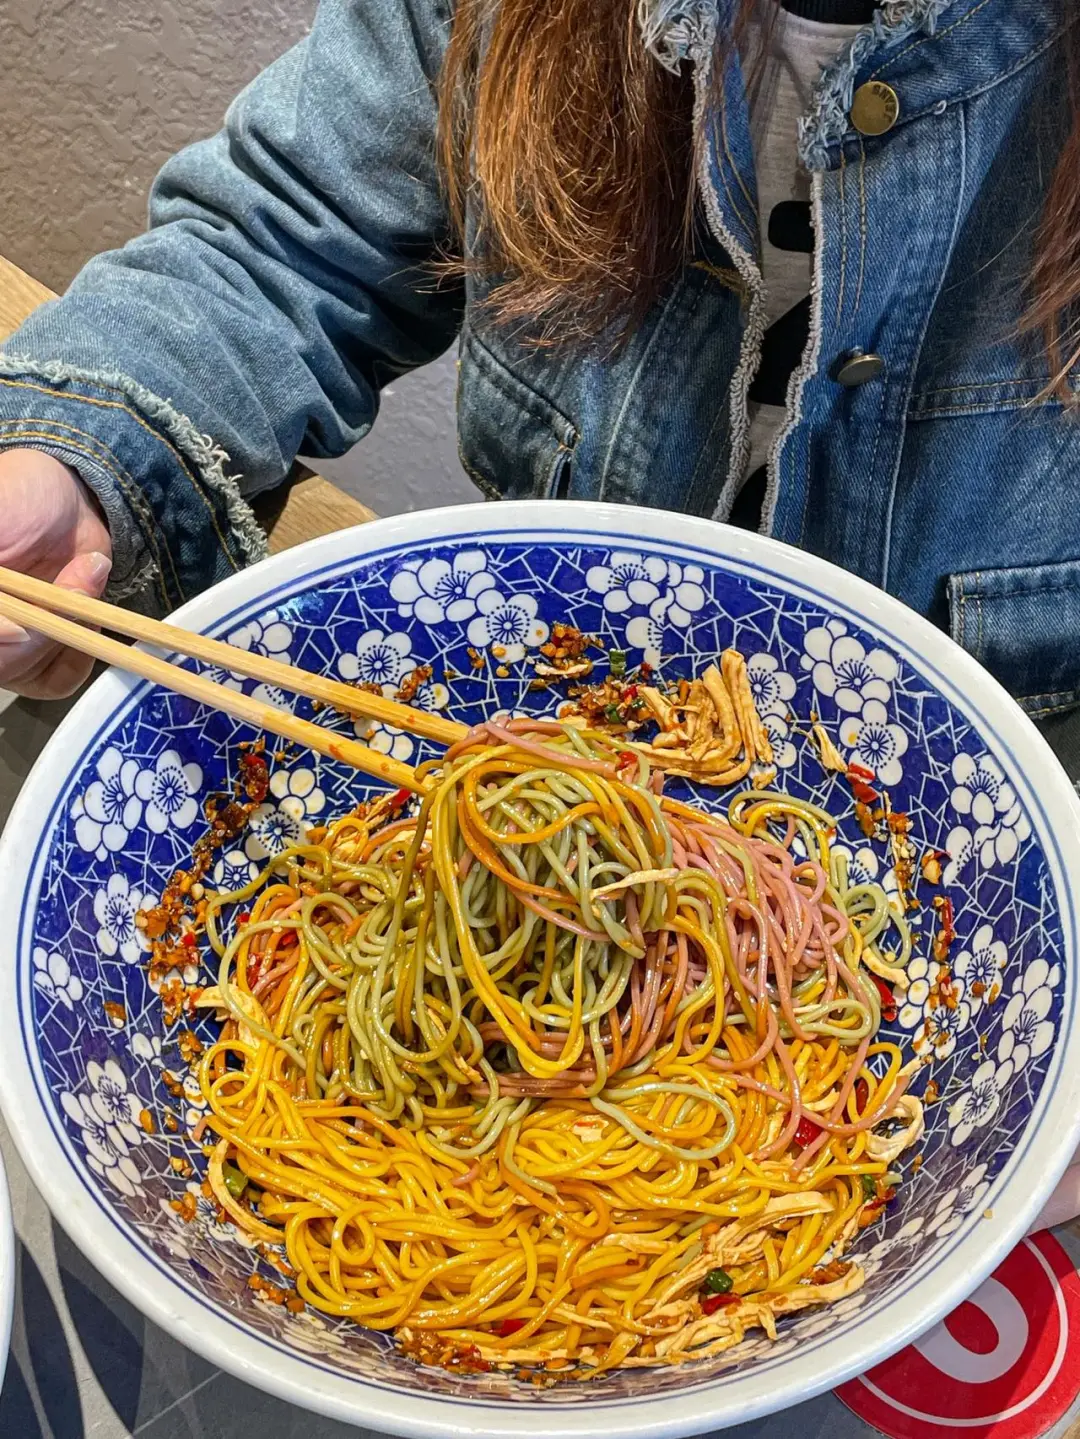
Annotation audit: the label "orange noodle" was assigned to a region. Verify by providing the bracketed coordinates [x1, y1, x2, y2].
[194, 718, 924, 1373]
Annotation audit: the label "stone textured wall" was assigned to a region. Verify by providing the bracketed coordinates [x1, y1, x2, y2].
[2, 0, 467, 514]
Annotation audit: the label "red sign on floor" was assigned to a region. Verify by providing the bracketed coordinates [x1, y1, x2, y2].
[837, 1231, 1080, 1438]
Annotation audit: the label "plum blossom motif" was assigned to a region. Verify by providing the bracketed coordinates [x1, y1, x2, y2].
[801, 619, 898, 712]
[211, 849, 260, 894]
[350, 671, 449, 749]
[928, 1164, 992, 1239]
[896, 953, 971, 1058]
[240, 762, 327, 862]
[94, 872, 153, 963]
[745, 652, 797, 719]
[274, 1310, 350, 1359]
[389, 551, 495, 623]
[897, 954, 932, 1031]
[363, 726, 414, 763]
[268, 768, 325, 825]
[651, 562, 707, 627]
[61, 1060, 146, 1197]
[943, 753, 1032, 883]
[135, 750, 202, 834]
[914, 976, 970, 1062]
[467, 591, 549, 664]
[761, 713, 797, 769]
[130, 1031, 163, 1066]
[227, 611, 293, 663]
[948, 1058, 1012, 1147]
[32, 946, 84, 1010]
[159, 1186, 254, 1248]
[625, 613, 665, 668]
[338, 629, 415, 693]
[586, 553, 707, 624]
[245, 804, 306, 862]
[839, 700, 909, 785]
[586, 552, 671, 614]
[953, 923, 1007, 1011]
[831, 842, 880, 889]
[588, 553, 707, 666]
[72, 747, 142, 860]
[997, 958, 1059, 1073]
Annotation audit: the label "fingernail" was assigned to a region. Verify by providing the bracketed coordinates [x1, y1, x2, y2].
[85, 551, 113, 587]
[0, 616, 31, 645]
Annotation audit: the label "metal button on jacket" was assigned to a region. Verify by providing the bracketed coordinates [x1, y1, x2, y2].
[834, 350, 885, 387]
[850, 81, 900, 136]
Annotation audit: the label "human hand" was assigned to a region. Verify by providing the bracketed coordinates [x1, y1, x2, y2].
[0, 447, 113, 699]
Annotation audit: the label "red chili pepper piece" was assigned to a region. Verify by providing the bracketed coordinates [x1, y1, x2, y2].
[701, 1293, 740, 1316]
[850, 779, 879, 805]
[239, 753, 269, 804]
[181, 932, 197, 949]
[389, 786, 412, 811]
[866, 1185, 898, 1215]
[237, 911, 251, 925]
[793, 1114, 822, 1149]
[854, 1078, 869, 1112]
[498, 1317, 527, 1337]
[617, 750, 636, 766]
[847, 763, 876, 782]
[871, 973, 898, 1022]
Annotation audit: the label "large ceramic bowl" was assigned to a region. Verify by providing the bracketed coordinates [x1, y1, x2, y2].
[2, 502, 1079, 1437]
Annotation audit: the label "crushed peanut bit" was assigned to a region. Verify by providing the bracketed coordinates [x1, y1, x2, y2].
[170, 1191, 198, 1223]
[103, 1000, 127, 1028]
[178, 1029, 205, 1067]
[138, 1108, 156, 1135]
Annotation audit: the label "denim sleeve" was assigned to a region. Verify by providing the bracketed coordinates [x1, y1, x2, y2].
[0, 0, 462, 612]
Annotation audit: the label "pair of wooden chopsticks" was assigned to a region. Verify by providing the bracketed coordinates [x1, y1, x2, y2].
[0, 564, 471, 795]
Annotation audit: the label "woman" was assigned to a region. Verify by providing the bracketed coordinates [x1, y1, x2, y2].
[0, 0, 1078, 1211]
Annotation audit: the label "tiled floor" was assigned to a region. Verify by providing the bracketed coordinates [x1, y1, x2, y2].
[2, 691, 1078, 1438]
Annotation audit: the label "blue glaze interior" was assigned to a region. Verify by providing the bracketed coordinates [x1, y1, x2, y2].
[16, 531, 1071, 1405]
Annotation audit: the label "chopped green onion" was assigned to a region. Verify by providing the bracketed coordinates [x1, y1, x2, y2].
[223, 1163, 248, 1200]
[702, 1267, 733, 1295]
[861, 1174, 877, 1201]
[608, 649, 627, 679]
[604, 703, 623, 723]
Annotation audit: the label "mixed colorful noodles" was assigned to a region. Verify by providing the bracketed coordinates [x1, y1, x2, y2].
[193, 717, 923, 1374]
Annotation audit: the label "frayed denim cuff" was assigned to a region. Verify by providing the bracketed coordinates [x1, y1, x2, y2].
[0, 356, 266, 616]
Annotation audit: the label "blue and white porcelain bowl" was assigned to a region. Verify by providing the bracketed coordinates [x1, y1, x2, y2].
[2, 501, 1079, 1436]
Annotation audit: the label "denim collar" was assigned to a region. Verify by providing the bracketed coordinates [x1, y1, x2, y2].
[801, 0, 1074, 168]
[638, 0, 1072, 170]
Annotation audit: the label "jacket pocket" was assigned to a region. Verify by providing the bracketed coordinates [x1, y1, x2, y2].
[456, 328, 577, 501]
[947, 558, 1080, 716]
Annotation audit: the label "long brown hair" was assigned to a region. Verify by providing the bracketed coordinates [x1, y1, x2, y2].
[440, 0, 1080, 392]
[439, 0, 695, 343]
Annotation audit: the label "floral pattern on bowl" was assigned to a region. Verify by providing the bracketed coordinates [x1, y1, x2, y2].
[4, 515, 1078, 1432]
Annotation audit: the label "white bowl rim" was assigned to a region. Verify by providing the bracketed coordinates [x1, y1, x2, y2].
[0, 1147, 14, 1385]
[2, 499, 1080, 1438]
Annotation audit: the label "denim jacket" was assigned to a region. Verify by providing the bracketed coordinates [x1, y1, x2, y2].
[1, 0, 1077, 716]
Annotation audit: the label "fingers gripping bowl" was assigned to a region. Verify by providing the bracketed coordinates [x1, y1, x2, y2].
[1, 502, 1079, 1437]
